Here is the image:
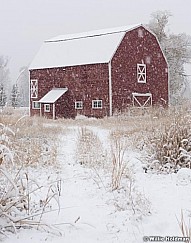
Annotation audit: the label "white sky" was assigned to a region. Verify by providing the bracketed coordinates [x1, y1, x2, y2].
[0, 0, 191, 82]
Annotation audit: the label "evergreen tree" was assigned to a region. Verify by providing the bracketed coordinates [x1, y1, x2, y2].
[11, 84, 20, 108]
[0, 56, 11, 99]
[0, 83, 7, 108]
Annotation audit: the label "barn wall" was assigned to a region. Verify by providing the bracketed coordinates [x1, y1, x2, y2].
[111, 26, 168, 113]
[30, 63, 109, 118]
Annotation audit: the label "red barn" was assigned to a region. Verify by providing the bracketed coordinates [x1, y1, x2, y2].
[29, 24, 168, 119]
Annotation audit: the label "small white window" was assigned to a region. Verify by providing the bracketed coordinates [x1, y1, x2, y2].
[75, 101, 83, 109]
[145, 56, 151, 64]
[30, 79, 38, 98]
[137, 64, 146, 83]
[92, 100, 102, 109]
[138, 29, 144, 38]
[32, 101, 40, 109]
[44, 104, 50, 112]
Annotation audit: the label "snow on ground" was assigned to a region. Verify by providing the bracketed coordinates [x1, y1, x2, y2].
[3, 124, 191, 243]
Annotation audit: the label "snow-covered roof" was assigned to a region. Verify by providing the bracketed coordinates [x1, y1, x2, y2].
[29, 24, 142, 70]
[38, 88, 68, 103]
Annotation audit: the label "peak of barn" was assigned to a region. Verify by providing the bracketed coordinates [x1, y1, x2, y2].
[29, 24, 143, 70]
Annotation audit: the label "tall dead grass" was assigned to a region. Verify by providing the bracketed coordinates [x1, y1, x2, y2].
[0, 112, 62, 237]
[0, 114, 60, 167]
[76, 127, 107, 168]
[144, 106, 191, 172]
[177, 210, 191, 242]
[110, 130, 129, 190]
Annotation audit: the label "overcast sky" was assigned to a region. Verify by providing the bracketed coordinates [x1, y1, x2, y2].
[0, 0, 191, 81]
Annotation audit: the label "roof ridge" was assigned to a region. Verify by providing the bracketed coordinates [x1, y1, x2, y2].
[45, 23, 142, 43]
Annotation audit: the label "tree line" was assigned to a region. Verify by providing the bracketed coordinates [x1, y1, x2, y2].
[0, 57, 29, 109]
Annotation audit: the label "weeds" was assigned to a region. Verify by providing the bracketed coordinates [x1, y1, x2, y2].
[177, 210, 191, 242]
[0, 115, 59, 167]
[0, 164, 61, 237]
[110, 131, 129, 190]
[76, 127, 106, 168]
[0, 114, 61, 238]
[146, 108, 191, 172]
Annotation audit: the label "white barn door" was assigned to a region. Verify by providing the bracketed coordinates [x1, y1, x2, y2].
[132, 92, 152, 108]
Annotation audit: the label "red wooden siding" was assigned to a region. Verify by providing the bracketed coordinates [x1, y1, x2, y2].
[30, 63, 109, 118]
[111, 26, 168, 113]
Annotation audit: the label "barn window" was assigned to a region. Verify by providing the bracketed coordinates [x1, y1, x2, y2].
[30, 79, 38, 98]
[32, 101, 40, 109]
[92, 100, 102, 109]
[145, 56, 151, 64]
[138, 29, 144, 38]
[75, 101, 83, 109]
[137, 64, 146, 83]
[44, 104, 50, 112]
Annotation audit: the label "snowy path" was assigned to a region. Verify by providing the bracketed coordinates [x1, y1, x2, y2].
[54, 127, 120, 243]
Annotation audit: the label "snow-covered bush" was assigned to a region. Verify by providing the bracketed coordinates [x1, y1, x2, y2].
[176, 168, 191, 185]
[0, 123, 15, 167]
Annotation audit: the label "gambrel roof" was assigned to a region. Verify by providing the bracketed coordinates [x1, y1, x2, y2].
[29, 24, 142, 70]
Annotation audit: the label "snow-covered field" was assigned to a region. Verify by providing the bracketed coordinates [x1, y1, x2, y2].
[1, 111, 191, 243]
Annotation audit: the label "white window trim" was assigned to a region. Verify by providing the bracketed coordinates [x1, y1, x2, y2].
[75, 101, 83, 109]
[44, 104, 50, 112]
[32, 101, 40, 109]
[137, 64, 146, 83]
[30, 79, 38, 98]
[92, 100, 103, 109]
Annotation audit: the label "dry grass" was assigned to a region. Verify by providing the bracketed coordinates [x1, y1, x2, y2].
[73, 105, 191, 184]
[177, 210, 191, 242]
[4, 105, 190, 171]
[110, 130, 129, 190]
[0, 113, 60, 167]
[0, 165, 61, 237]
[0, 109, 62, 237]
[76, 127, 107, 168]
[144, 107, 191, 172]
